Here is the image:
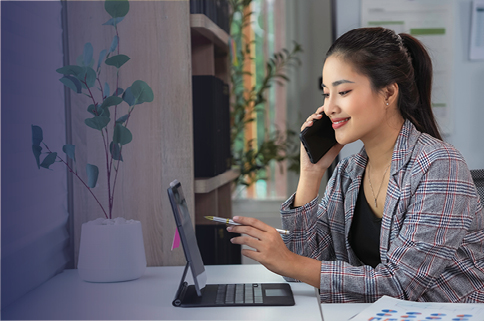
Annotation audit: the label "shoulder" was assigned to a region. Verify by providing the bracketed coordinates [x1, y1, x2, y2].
[410, 133, 467, 175]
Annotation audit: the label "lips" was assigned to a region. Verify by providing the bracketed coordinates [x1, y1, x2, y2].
[331, 117, 350, 129]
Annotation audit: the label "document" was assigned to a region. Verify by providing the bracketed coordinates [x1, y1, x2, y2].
[350, 296, 484, 321]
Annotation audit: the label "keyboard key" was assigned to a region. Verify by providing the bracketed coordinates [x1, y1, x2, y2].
[244, 284, 254, 304]
[225, 284, 235, 304]
[216, 284, 226, 304]
[235, 284, 244, 304]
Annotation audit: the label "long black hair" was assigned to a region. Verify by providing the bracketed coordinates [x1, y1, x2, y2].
[326, 27, 442, 140]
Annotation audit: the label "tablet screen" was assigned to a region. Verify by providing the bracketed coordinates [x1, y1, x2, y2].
[168, 180, 207, 294]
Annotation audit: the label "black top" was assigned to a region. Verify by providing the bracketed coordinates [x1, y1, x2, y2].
[349, 180, 382, 268]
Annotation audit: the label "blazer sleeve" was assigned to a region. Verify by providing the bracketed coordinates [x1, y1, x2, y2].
[280, 168, 343, 267]
[317, 145, 478, 303]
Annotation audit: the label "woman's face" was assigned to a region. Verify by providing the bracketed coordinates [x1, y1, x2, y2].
[321, 55, 389, 146]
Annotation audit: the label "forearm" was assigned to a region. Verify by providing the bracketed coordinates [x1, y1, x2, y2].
[285, 252, 321, 288]
[294, 172, 325, 207]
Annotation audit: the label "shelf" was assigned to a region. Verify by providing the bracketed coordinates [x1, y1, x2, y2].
[194, 169, 239, 194]
[190, 14, 229, 52]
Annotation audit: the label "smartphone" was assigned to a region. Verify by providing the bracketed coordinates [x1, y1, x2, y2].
[299, 113, 337, 164]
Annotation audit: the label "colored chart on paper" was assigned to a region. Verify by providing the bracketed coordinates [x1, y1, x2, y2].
[350, 296, 484, 321]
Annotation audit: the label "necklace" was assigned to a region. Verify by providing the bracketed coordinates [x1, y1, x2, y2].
[367, 161, 391, 208]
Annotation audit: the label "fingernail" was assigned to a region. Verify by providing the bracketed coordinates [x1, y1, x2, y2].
[227, 226, 233, 232]
[233, 216, 239, 221]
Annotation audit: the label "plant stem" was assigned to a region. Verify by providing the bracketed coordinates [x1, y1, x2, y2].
[85, 79, 113, 219]
[108, 25, 122, 219]
[43, 144, 108, 219]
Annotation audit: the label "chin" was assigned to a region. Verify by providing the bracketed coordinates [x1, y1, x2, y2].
[335, 132, 358, 146]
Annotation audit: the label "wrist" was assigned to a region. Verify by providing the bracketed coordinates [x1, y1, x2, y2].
[285, 253, 321, 288]
[294, 173, 323, 207]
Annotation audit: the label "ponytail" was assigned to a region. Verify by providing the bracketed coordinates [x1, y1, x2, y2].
[400, 33, 442, 140]
[326, 28, 442, 140]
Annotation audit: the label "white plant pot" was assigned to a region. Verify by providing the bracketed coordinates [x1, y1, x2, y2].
[77, 218, 147, 282]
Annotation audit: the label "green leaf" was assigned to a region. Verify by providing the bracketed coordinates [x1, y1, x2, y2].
[87, 104, 97, 116]
[105, 0, 129, 18]
[88, 103, 110, 118]
[105, 54, 130, 68]
[79, 67, 96, 88]
[130, 80, 154, 104]
[85, 116, 110, 130]
[62, 144, 76, 161]
[116, 114, 129, 124]
[100, 95, 123, 109]
[122, 86, 136, 106]
[32, 145, 42, 169]
[97, 49, 107, 70]
[86, 163, 99, 188]
[103, 16, 125, 26]
[110, 141, 123, 161]
[56, 65, 83, 76]
[98, 105, 110, 118]
[109, 35, 118, 53]
[113, 123, 132, 145]
[76, 53, 94, 68]
[114, 87, 124, 96]
[60, 76, 82, 93]
[103, 82, 110, 98]
[83, 43, 93, 67]
[40, 152, 57, 169]
[31, 125, 43, 146]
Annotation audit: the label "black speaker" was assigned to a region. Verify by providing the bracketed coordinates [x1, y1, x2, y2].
[192, 75, 231, 178]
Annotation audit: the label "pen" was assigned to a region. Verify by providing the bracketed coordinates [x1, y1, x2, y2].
[204, 216, 290, 235]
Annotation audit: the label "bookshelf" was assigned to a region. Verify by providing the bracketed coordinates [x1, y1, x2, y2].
[190, 13, 241, 263]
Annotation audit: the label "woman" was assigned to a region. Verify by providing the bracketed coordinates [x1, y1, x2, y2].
[228, 27, 484, 303]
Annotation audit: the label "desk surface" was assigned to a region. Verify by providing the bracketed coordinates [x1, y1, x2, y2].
[2, 264, 326, 320]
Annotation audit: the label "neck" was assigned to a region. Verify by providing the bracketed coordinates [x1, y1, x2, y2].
[363, 117, 404, 170]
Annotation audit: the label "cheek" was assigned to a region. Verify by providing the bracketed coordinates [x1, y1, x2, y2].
[344, 93, 380, 117]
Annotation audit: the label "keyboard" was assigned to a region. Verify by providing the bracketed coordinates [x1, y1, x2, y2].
[215, 283, 263, 305]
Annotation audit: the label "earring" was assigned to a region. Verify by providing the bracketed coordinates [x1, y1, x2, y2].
[386, 102, 389, 106]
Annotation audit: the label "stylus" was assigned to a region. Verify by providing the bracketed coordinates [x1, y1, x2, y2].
[204, 216, 290, 235]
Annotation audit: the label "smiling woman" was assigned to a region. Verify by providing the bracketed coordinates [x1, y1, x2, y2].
[229, 27, 484, 303]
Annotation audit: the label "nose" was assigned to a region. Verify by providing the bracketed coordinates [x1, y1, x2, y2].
[323, 95, 339, 116]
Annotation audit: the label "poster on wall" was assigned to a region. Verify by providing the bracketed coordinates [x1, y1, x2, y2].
[361, 0, 454, 135]
[470, 0, 484, 60]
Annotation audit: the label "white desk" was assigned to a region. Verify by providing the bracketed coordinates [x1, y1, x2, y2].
[2, 264, 325, 320]
[321, 303, 370, 320]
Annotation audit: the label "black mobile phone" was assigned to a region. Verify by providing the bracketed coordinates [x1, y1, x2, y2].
[299, 113, 337, 164]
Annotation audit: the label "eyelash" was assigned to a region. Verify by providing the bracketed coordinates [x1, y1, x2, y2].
[321, 90, 352, 99]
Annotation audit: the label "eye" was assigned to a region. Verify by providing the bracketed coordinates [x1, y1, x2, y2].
[339, 90, 351, 96]
[322, 93, 329, 98]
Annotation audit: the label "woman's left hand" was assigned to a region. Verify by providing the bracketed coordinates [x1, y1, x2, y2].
[227, 216, 296, 277]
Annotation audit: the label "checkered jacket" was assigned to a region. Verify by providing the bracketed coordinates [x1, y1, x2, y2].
[281, 120, 484, 303]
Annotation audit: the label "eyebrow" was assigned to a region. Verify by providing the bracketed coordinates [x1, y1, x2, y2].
[321, 79, 355, 88]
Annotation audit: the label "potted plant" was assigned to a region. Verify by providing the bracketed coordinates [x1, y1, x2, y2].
[31, 0, 153, 282]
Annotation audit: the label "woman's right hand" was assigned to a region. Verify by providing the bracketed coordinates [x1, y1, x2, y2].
[294, 107, 343, 207]
[300, 107, 343, 175]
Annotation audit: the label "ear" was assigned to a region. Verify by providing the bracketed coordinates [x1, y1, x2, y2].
[383, 83, 399, 107]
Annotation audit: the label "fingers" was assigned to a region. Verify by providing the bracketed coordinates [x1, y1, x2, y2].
[301, 113, 322, 131]
[301, 106, 325, 131]
[232, 216, 270, 232]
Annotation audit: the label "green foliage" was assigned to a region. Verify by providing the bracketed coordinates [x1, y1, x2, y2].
[229, 0, 302, 189]
[32, 0, 153, 219]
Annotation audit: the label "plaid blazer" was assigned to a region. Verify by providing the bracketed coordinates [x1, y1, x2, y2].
[281, 120, 484, 303]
